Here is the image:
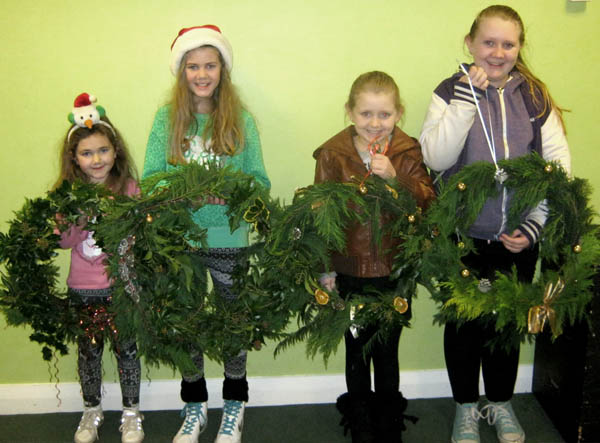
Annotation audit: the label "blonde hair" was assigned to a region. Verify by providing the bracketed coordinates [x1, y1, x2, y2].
[168, 46, 244, 164]
[346, 71, 405, 117]
[54, 117, 138, 194]
[468, 5, 565, 128]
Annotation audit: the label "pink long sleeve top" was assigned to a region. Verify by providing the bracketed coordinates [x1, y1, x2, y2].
[59, 179, 139, 290]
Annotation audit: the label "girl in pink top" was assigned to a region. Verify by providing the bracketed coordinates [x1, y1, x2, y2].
[54, 93, 143, 443]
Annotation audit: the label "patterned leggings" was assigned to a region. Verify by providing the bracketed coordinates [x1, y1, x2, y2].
[183, 247, 248, 381]
[181, 248, 249, 403]
[72, 289, 141, 408]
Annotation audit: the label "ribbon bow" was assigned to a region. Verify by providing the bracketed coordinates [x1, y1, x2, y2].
[527, 279, 565, 335]
[243, 197, 270, 233]
[358, 137, 390, 193]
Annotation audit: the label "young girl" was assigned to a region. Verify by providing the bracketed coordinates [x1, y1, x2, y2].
[142, 25, 270, 443]
[55, 93, 143, 443]
[419, 5, 571, 443]
[313, 71, 435, 443]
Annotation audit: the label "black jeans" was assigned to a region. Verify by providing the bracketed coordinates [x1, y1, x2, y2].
[337, 274, 406, 397]
[444, 239, 538, 403]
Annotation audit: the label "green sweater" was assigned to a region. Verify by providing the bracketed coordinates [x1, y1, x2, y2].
[143, 105, 270, 248]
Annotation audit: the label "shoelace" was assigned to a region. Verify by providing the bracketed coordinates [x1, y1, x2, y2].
[180, 403, 205, 435]
[456, 405, 482, 435]
[119, 409, 143, 433]
[219, 400, 242, 436]
[479, 403, 519, 432]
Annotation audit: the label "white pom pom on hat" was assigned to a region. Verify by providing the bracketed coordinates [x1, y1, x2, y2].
[170, 24, 233, 76]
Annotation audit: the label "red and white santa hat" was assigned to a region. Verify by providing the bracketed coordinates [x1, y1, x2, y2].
[170, 24, 233, 76]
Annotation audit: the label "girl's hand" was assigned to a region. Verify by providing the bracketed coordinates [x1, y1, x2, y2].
[460, 65, 489, 90]
[192, 195, 227, 209]
[499, 229, 531, 253]
[205, 196, 226, 205]
[371, 153, 397, 180]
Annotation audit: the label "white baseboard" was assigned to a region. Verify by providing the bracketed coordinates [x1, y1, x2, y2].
[0, 365, 532, 415]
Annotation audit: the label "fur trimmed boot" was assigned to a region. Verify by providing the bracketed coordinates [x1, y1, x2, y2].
[336, 392, 376, 443]
[374, 391, 416, 443]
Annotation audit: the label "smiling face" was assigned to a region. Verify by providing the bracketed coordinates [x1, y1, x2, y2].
[346, 91, 401, 150]
[184, 46, 222, 109]
[74, 133, 116, 184]
[466, 16, 522, 88]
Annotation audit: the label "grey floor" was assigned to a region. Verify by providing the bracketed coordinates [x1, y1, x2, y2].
[0, 394, 564, 443]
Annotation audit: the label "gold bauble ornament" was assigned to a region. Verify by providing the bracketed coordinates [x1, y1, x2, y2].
[431, 227, 440, 237]
[385, 184, 398, 199]
[461, 269, 470, 278]
[457, 241, 465, 249]
[457, 182, 467, 191]
[544, 164, 553, 173]
[573, 244, 582, 254]
[146, 214, 153, 223]
[407, 214, 416, 224]
[359, 184, 368, 194]
[314, 289, 329, 305]
[393, 296, 409, 314]
[311, 201, 323, 210]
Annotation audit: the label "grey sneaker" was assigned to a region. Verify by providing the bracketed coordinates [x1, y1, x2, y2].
[481, 401, 525, 443]
[451, 402, 481, 443]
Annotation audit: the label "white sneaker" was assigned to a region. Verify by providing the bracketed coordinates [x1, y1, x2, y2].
[74, 405, 104, 443]
[120, 406, 145, 443]
[214, 400, 245, 443]
[172, 402, 208, 443]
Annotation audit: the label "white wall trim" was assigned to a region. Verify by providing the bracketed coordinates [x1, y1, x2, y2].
[0, 364, 532, 415]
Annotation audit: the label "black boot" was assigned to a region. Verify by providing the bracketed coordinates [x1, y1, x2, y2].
[374, 391, 417, 443]
[336, 392, 376, 443]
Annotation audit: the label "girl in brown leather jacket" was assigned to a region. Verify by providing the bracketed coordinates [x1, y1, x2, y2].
[313, 71, 434, 443]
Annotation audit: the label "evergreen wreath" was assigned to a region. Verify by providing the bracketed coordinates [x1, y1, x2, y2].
[92, 162, 279, 374]
[257, 175, 422, 363]
[0, 181, 114, 361]
[0, 164, 280, 373]
[400, 152, 600, 347]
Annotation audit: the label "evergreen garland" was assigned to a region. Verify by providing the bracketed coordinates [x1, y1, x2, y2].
[399, 153, 599, 346]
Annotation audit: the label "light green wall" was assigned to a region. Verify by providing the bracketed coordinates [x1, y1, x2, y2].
[1, 0, 598, 384]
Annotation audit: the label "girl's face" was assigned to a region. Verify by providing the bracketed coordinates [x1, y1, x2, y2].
[185, 46, 222, 106]
[74, 133, 116, 184]
[466, 16, 521, 88]
[346, 91, 401, 149]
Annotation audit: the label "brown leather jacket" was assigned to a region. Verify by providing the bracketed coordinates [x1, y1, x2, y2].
[313, 126, 435, 278]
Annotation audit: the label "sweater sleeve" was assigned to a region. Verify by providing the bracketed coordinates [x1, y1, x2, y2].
[241, 112, 271, 189]
[58, 224, 89, 249]
[142, 106, 170, 179]
[518, 109, 572, 245]
[419, 84, 482, 172]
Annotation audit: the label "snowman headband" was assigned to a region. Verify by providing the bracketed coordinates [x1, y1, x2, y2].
[67, 93, 116, 143]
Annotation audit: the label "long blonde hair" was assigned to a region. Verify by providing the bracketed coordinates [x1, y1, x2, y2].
[54, 117, 137, 194]
[467, 5, 565, 128]
[168, 46, 244, 164]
